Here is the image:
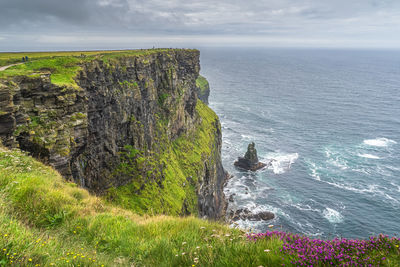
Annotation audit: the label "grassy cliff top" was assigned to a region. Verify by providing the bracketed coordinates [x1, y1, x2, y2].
[0, 49, 198, 87]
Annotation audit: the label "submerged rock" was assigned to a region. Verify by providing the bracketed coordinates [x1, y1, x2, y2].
[234, 142, 266, 171]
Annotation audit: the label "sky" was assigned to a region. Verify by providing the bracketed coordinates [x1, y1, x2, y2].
[1, 0, 400, 51]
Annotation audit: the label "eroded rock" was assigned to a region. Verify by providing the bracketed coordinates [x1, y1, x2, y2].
[229, 208, 275, 221]
[234, 142, 267, 171]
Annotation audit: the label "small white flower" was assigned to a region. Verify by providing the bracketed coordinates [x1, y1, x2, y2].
[264, 249, 271, 252]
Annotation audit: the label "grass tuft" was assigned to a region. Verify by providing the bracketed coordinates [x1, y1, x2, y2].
[0, 145, 291, 266]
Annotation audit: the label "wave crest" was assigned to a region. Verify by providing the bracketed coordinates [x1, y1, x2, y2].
[267, 153, 299, 174]
[322, 208, 344, 224]
[358, 153, 380, 159]
[363, 138, 396, 147]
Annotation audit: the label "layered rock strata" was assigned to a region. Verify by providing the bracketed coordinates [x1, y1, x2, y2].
[0, 49, 227, 219]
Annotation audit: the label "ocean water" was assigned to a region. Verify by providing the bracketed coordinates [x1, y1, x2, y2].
[200, 48, 400, 239]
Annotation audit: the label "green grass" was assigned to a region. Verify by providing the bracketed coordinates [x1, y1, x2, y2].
[0, 49, 198, 88]
[108, 101, 220, 216]
[196, 75, 209, 95]
[0, 145, 291, 266]
[0, 57, 82, 87]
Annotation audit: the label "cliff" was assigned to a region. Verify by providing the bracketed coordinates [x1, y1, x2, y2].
[0, 49, 227, 219]
[195, 75, 210, 104]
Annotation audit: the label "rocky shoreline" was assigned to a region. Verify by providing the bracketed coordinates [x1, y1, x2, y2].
[226, 142, 275, 225]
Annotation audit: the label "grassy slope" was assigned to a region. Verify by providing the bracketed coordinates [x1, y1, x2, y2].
[0, 49, 189, 88]
[0, 146, 287, 267]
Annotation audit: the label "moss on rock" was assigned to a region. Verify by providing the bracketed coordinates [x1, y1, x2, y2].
[107, 101, 221, 216]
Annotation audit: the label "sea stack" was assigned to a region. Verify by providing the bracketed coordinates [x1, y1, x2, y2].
[234, 142, 266, 171]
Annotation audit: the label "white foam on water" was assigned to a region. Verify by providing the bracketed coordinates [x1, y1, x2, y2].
[327, 157, 348, 170]
[322, 208, 344, 224]
[363, 137, 397, 147]
[358, 153, 380, 159]
[308, 162, 321, 180]
[325, 181, 379, 194]
[240, 134, 253, 140]
[230, 219, 265, 233]
[267, 153, 299, 174]
[291, 203, 321, 213]
[322, 181, 400, 205]
[324, 147, 332, 158]
[390, 183, 400, 193]
[324, 147, 349, 170]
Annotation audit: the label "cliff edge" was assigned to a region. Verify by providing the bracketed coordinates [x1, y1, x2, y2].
[0, 49, 227, 219]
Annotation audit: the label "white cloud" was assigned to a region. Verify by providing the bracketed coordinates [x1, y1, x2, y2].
[1, 0, 400, 49]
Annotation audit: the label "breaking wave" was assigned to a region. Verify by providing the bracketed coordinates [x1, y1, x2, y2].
[358, 153, 380, 159]
[363, 138, 397, 147]
[322, 208, 344, 224]
[267, 153, 299, 174]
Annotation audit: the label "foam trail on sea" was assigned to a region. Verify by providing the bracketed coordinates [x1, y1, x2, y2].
[324, 147, 349, 170]
[267, 153, 299, 174]
[320, 181, 400, 205]
[358, 153, 380, 159]
[322, 208, 344, 224]
[240, 134, 253, 141]
[363, 137, 397, 147]
[291, 203, 321, 213]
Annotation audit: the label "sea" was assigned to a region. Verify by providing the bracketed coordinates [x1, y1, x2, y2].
[199, 47, 400, 239]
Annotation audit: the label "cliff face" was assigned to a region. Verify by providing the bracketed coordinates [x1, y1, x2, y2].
[195, 75, 210, 105]
[0, 49, 227, 219]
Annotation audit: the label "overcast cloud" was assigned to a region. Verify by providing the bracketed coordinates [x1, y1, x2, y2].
[0, 0, 399, 51]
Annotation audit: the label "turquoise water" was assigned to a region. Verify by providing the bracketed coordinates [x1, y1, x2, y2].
[200, 48, 400, 239]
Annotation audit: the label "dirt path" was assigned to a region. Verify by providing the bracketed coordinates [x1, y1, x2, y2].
[0, 63, 23, 71]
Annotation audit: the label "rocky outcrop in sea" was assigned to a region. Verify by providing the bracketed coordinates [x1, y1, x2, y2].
[234, 142, 266, 171]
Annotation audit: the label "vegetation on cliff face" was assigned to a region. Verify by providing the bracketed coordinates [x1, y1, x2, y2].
[107, 100, 220, 216]
[195, 75, 210, 104]
[0, 49, 226, 219]
[196, 76, 209, 94]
